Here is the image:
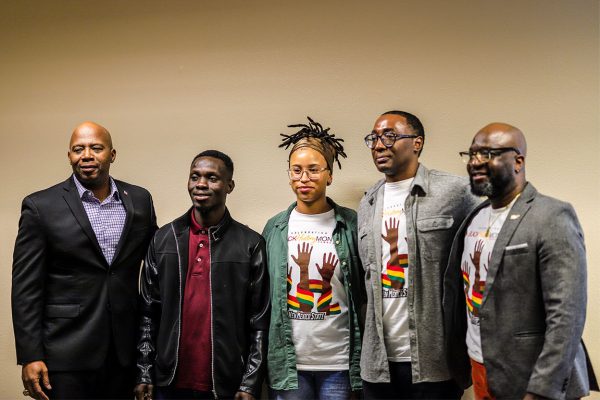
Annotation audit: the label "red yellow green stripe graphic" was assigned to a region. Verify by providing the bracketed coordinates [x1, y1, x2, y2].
[329, 303, 341, 315]
[317, 289, 332, 311]
[466, 296, 474, 313]
[287, 294, 300, 310]
[309, 279, 323, 293]
[296, 287, 314, 307]
[399, 254, 408, 267]
[387, 264, 405, 283]
[381, 273, 392, 288]
[471, 290, 483, 309]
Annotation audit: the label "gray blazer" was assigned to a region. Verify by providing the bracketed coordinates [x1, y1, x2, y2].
[358, 164, 478, 384]
[443, 183, 595, 399]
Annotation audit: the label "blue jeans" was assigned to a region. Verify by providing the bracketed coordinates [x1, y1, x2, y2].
[270, 370, 351, 400]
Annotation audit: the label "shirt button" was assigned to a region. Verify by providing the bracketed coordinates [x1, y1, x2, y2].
[197, 258, 201, 262]
[335, 240, 340, 245]
[342, 261, 347, 266]
[199, 243, 204, 248]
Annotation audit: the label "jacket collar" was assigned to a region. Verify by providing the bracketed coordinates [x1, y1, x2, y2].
[364, 163, 429, 206]
[60, 177, 134, 267]
[272, 197, 347, 231]
[481, 182, 536, 306]
[171, 207, 233, 242]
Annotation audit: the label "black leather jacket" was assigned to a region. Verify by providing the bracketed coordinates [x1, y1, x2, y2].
[136, 208, 270, 398]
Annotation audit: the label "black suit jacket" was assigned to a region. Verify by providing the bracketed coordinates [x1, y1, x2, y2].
[12, 177, 157, 371]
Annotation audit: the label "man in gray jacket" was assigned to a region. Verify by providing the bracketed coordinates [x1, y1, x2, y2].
[358, 110, 478, 398]
[443, 122, 597, 399]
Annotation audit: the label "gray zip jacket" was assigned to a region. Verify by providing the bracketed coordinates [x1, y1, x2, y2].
[358, 164, 479, 384]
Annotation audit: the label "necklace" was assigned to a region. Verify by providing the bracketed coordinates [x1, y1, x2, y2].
[485, 210, 504, 237]
[484, 194, 521, 237]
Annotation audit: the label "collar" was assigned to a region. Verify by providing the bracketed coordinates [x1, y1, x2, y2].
[72, 174, 120, 202]
[364, 163, 429, 205]
[272, 197, 347, 230]
[173, 207, 232, 242]
[189, 209, 209, 235]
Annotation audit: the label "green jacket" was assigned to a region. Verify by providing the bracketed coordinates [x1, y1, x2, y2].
[262, 199, 366, 391]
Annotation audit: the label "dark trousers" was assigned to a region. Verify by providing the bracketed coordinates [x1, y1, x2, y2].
[44, 340, 135, 399]
[155, 387, 214, 400]
[363, 362, 462, 400]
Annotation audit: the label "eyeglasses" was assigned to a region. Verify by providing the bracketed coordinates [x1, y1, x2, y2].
[287, 166, 329, 181]
[459, 147, 521, 164]
[364, 132, 418, 149]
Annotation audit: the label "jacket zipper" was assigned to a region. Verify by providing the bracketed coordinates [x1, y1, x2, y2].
[208, 229, 217, 399]
[167, 223, 183, 385]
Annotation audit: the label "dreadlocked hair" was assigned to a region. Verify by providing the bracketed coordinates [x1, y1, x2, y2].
[279, 116, 347, 169]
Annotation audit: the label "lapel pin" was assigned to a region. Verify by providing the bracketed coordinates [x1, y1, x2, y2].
[510, 214, 520, 220]
[123, 190, 128, 196]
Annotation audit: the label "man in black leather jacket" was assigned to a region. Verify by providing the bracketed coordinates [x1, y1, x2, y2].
[135, 150, 270, 400]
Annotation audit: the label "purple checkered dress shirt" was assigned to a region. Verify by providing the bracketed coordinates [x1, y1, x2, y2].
[73, 175, 126, 265]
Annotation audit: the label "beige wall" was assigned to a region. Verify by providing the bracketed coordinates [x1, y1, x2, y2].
[1, 0, 598, 397]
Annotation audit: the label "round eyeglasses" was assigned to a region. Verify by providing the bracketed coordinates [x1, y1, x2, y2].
[287, 167, 329, 181]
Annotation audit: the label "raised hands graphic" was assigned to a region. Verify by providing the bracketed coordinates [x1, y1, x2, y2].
[469, 240, 487, 317]
[292, 243, 314, 312]
[470, 240, 485, 271]
[316, 252, 339, 292]
[461, 260, 470, 298]
[382, 218, 400, 248]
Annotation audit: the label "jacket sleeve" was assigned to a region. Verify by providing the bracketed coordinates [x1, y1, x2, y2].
[136, 234, 162, 384]
[526, 204, 587, 398]
[238, 238, 271, 396]
[12, 197, 47, 365]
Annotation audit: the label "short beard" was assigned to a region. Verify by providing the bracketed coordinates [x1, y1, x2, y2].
[470, 179, 494, 197]
[470, 166, 513, 199]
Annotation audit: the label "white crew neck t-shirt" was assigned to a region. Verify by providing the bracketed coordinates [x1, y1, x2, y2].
[287, 208, 350, 370]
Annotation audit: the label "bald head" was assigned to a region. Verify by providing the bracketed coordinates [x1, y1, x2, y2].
[474, 122, 527, 157]
[68, 121, 116, 200]
[69, 121, 113, 150]
[468, 122, 527, 208]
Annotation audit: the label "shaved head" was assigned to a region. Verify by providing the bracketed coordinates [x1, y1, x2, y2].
[468, 122, 527, 208]
[475, 122, 527, 157]
[67, 121, 116, 201]
[69, 121, 113, 150]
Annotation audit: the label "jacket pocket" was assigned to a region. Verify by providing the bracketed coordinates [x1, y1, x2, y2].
[45, 304, 80, 318]
[417, 215, 454, 232]
[504, 243, 529, 255]
[514, 330, 544, 338]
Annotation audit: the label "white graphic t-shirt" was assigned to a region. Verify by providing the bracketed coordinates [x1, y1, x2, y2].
[381, 178, 413, 362]
[287, 208, 350, 370]
[462, 197, 518, 363]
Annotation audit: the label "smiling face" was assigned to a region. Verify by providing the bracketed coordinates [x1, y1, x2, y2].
[68, 122, 115, 190]
[289, 147, 332, 212]
[188, 156, 234, 221]
[370, 114, 422, 182]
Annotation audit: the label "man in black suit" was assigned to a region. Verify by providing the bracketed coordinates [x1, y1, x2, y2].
[12, 121, 157, 400]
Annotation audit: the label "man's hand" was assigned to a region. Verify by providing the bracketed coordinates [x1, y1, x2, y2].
[22, 361, 51, 400]
[234, 391, 255, 400]
[134, 383, 154, 400]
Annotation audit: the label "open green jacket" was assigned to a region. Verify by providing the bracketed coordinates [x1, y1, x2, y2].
[262, 199, 366, 391]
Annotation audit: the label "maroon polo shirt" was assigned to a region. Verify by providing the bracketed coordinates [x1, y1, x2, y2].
[175, 211, 212, 391]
